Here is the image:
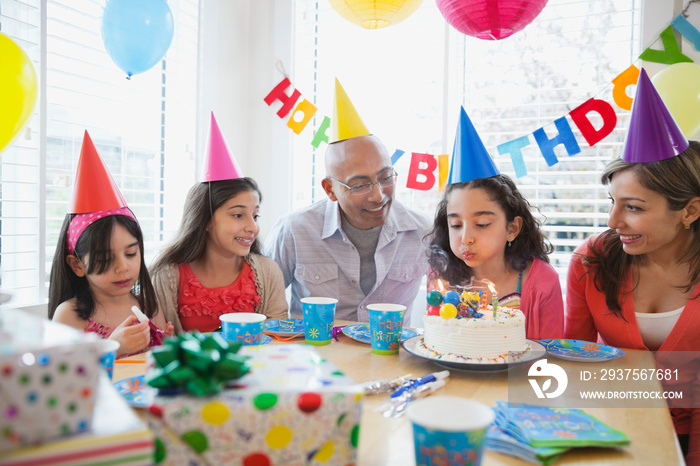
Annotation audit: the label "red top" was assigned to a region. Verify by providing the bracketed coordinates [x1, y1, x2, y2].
[177, 261, 261, 332]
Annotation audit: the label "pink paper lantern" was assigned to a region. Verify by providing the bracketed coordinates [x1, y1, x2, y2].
[436, 0, 548, 40]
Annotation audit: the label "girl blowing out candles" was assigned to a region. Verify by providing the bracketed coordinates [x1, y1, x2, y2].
[425, 107, 564, 340]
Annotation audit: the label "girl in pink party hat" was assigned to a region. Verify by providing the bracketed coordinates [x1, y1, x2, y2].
[565, 68, 700, 463]
[49, 131, 172, 357]
[150, 112, 288, 334]
[425, 106, 564, 340]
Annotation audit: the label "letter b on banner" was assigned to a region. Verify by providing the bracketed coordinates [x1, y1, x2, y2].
[406, 152, 437, 190]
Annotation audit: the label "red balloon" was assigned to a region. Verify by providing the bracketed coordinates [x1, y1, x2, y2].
[436, 0, 548, 40]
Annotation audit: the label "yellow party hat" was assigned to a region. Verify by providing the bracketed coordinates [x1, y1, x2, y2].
[330, 78, 370, 143]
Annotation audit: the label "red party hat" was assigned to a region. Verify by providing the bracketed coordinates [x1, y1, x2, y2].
[69, 131, 127, 214]
[202, 112, 244, 182]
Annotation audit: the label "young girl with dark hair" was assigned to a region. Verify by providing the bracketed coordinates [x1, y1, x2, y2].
[426, 174, 564, 339]
[149, 178, 288, 334]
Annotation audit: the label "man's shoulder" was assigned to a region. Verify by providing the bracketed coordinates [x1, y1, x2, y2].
[390, 200, 431, 231]
[273, 199, 330, 231]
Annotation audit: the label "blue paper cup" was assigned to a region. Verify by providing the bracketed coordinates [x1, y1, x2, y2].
[407, 396, 495, 466]
[301, 297, 337, 346]
[368, 303, 406, 355]
[97, 339, 120, 380]
[219, 312, 266, 345]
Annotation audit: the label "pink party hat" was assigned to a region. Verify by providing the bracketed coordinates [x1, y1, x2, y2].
[621, 68, 689, 163]
[448, 106, 500, 184]
[202, 112, 244, 182]
[69, 130, 127, 213]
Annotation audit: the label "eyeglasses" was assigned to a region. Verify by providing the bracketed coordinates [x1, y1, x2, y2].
[327, 170, 398, 196]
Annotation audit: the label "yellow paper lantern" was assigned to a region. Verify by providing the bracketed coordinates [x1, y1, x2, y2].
[329, 0, 424, 29]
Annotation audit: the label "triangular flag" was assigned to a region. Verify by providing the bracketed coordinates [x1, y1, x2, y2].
[202, 112, 244, 182]
[621, 68, 689, 163]
[447, 107, 500, 184]
[329, 78, 370, 143]
[69, 130, 127, 214]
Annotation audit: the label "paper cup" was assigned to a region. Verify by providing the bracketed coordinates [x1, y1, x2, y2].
[368, 303, 406, 355]
[97, 339, 120, 380]
[301, 297, 337, 346]
[407, 396, 495, 466]
[219, 312, 266, 345]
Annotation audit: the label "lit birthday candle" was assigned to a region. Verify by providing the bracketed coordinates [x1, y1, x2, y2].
[488, 284, 498, 318]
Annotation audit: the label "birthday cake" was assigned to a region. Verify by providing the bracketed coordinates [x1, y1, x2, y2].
[417, 287, 530, 363]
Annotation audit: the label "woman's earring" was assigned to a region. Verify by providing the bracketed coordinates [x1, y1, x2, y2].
[684, 222, 691, 230]
[508, 241, 512, 248]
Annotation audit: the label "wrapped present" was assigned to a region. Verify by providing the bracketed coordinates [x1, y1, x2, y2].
[0, 374, 153, 465]
[0, 310, 102, 451]
[149, 344, 363, 465]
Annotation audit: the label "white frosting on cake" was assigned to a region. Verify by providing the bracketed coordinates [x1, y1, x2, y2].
[418, 307, 530, 363]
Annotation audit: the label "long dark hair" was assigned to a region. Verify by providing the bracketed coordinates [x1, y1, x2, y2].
[150, 178, 263, 274]
[426, 174, 553, 286]
[577, 140, 700, 314]
[48, 212, 158, 320]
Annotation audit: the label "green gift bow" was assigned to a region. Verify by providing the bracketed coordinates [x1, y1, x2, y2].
[145, 332, 250, 397]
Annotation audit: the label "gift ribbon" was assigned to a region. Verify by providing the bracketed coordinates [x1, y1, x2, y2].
[145, 332, 250, 397]
[332, 326, 346, 342]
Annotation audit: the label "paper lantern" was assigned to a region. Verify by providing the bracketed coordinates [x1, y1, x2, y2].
[436, 0, 548, 40]
[328, 0, 424, 29]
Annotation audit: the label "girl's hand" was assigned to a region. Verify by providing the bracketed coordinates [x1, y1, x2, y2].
[164, 321, 175, 337]
[110, 315, 149, 357]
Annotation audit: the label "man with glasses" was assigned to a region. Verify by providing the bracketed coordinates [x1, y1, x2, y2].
[264, 133, 430, 323]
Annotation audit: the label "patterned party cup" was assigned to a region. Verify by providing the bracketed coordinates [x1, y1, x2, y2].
[301, 297, 337, 346]
[97, 339, 121, 380]
[219, 312, 267, 345]
[368, 303, 406, 355]
[407, 396, 495, 466]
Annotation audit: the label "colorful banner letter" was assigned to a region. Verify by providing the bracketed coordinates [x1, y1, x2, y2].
[569, 98, 617, 147]
[533, 117, 581, 167]
[672, 15, 700, 51]
[311, 116, 331, 148]
[263, 78, 302, 118]
[497, 135, 531, 178]
[611, 65, 639, 111]
[287, 99, 318, 135]
[406, 152, 437, 190]
[639, 25, 693, 65]
[438, 154, 449, 192]
[391, 149, 406, 165]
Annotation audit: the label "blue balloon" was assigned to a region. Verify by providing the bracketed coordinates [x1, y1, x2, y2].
[101, 0, 174, 78]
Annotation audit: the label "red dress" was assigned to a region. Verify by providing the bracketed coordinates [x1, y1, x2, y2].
[177, 262, 261, 332]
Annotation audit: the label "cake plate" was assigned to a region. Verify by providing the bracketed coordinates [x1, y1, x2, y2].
[401, 336, 546, 372]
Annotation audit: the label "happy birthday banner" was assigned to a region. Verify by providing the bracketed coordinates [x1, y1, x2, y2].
[264, 13, 700, 191]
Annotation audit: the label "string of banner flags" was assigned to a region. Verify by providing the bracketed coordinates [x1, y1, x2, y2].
[263, 11, 700, 191]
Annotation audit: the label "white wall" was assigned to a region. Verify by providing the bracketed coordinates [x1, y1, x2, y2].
[196, 0, 295, 239]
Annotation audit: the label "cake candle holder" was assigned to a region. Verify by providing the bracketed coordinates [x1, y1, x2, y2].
[488, 284, 498, 318]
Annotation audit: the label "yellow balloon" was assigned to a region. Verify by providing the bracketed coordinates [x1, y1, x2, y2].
[651, 63, 700, 138]
[0, 32, 37, 154]
[328, 0, 424, 29]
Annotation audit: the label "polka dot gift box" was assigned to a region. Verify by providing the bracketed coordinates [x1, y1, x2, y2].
[0, 310, 101, 452]
[148, 344, 363, 465]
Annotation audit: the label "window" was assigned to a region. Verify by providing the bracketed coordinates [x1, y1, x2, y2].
[292, 0, 642, 286]
[0, 0, 199, 308]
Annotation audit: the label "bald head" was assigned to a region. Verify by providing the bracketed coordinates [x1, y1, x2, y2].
[324, 135, 390, 178]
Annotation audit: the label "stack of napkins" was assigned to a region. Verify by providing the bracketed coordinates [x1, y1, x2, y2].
[485, 401, 630, 464]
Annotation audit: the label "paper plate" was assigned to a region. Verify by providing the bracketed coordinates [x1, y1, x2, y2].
[114, 375, 155, 408]
[402, 336, 546, 372]
[538, 339, 624, 362]
[263, 318, 305, 336]
[341, 324, 421, 344]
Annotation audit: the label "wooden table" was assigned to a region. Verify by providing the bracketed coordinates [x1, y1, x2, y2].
[114, 322, 684, 466]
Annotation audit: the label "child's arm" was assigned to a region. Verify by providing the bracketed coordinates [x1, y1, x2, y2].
[110, 315, 150, 357]
[152, 305, 174, 336]
[52, 299, 88, 331]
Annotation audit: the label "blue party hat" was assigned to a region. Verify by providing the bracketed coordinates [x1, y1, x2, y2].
[447, 106, 500, 184]
[621, 68, 688, 163]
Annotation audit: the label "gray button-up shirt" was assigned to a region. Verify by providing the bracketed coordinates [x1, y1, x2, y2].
[264, 198, 430, 323]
